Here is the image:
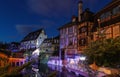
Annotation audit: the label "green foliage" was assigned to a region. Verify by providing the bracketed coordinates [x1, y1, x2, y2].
[0, 49, 11, 56]
[39, 52, 47, 63]
[12, 61, 32, 72]
[84, 37, 120, 67]
[47, 71, 57, 77]
[0, 61, 32, 77]
[39, 52, 46, 59]
[0, 64, 10, 75]
[52, 50, 59, 56]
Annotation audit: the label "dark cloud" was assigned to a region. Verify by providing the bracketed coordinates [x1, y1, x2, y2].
[26, 0, 109, 18]
[15, 20, 56, 35]
[16, 25, 43, 35]
[27, 0, 75, 18]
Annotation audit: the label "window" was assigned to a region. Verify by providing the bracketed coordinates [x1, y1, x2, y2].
[106, 11, 111, 17]
[60, 29, 65, 34]
[61, 39, 64, 45]
[112, 6, 120, 15]
[21, 62, 23, 65]
[79, 38, 87, 46]
[100, 14, 105, 20]
[68, 38, 73, 46]
[79, 26, 87, 33]
[68, 27, 73, 33]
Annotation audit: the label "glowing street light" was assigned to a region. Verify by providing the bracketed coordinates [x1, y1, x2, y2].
[79, 56, 86, 61]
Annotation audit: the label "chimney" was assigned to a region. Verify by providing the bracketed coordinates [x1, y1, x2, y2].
[72, 15, 76, 22]
[78, 0, 83, 22]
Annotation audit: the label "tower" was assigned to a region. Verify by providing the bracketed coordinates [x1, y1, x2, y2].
[78, 0, 83, 22]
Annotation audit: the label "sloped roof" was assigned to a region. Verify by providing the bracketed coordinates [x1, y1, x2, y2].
[95, 0, 120, 16]
[21, 28, 44, 42]
[58, 9, 94, 30]
[58, 21, 78, 30]
[43, 35, 59, 43]
[92, 0, 120, 32]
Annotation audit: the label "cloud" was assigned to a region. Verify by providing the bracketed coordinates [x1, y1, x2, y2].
[26, 0, 75, 18]
[16, 25, 43, 35]
[15, 19, 56, 35]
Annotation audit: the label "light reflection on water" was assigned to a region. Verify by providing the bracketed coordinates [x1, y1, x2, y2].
[38, 64, 84, 77]
[23, 64, 85, 77]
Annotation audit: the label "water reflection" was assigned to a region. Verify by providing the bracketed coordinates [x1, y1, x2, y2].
[38, 64, 84, 77]
[23, 64, 84, 77]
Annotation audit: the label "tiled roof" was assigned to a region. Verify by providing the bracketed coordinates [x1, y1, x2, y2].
[21, 28, 44, 42]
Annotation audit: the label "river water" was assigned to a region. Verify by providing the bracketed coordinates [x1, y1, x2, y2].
[23, 63, 85, 77]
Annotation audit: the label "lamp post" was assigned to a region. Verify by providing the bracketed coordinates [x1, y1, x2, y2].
[79, 56, 86, 71]
[79, 56, 86, 61]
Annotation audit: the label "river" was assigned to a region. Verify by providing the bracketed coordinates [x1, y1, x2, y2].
[23, 63, 85, 77]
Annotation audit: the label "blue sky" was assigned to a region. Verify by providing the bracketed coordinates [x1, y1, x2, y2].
[0, 0, 111, 43]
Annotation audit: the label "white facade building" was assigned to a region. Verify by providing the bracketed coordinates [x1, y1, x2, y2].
[20, 29, 47, 51]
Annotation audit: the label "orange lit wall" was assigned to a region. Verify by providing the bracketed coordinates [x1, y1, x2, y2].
[9, 58, 25, 67]
[0, 52, 8, 67]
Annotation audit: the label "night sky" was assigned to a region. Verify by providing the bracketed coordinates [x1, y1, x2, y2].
[0, 0, 111, 43]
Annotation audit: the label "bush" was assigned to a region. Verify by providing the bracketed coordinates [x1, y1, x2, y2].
[48, 71, 57, 77]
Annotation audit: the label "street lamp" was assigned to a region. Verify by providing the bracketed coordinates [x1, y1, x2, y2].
[79, 56, 86, 66]
[79, 56, 86, 71]
[79, 56, 86, 61]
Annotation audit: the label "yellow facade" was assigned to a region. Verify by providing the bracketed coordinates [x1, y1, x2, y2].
[0, 52, 8, 67]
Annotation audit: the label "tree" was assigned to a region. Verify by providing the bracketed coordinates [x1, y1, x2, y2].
[84, 37, 120, 67]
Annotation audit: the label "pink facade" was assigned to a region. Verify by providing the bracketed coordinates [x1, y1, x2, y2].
[59, 17, 78, 63]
